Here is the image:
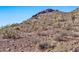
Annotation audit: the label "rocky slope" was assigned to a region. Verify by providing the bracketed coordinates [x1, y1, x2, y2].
[0, 8, 79, 52]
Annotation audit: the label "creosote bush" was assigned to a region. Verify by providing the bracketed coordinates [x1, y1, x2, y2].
[39, 43, 50, 50]
[2, 29, 21, 39]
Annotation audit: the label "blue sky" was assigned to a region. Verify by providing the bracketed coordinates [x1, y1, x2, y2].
[0, 6, 78, 27]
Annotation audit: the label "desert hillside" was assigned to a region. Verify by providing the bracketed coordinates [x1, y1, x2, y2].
[0, 8, 79, 52]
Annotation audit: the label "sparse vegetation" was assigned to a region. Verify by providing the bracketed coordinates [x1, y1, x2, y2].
[2, 29, 21, 39]
[0, 8, 79, 52]
[38, 42, 53, 51]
